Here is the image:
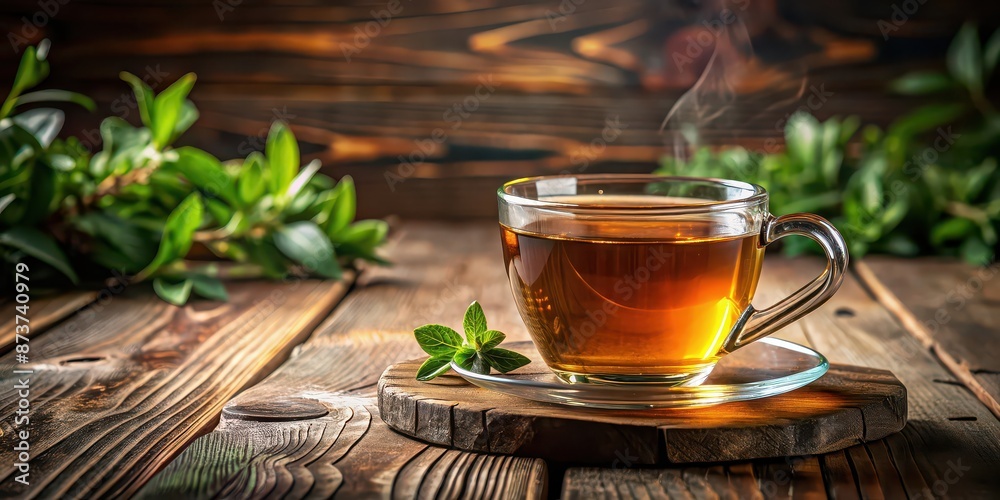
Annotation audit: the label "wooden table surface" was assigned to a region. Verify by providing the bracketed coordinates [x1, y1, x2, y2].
[1, 221, 998, 499]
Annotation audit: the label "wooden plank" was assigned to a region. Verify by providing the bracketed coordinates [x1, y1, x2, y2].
[844, 445, 886, 500]
[564, 463, 818, 499]
[753, 456, 829, 500]
[138, 223, 547, 498]
[1, 0, 896, 88]
[565, 256, 1000, 498]
[1, 0, 982, 220]
[855, 257, 1000, 419]
[563, 456, 828, 499]
[0, 277, 353, 498]
[820, 452, 861, 500]
[760, 260, 1000, 498]
[561, 469, 697, 499]
[1, 291, 97, 353]
[379, 350, 906, 464]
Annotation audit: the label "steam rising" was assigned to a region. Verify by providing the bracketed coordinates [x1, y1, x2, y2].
[661, 0, 808, 163]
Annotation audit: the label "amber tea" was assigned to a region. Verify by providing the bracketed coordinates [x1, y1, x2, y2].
[498, 176, 848, 385]
[501, 215, 765, 383]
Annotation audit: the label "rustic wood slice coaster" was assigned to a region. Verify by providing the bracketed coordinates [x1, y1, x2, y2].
[378, 344, 907, 465]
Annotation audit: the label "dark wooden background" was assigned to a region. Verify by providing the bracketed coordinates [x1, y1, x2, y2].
[2, 0, 998, 219]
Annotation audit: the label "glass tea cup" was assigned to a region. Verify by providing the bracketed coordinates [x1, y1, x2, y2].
[498, 174, 848, 385]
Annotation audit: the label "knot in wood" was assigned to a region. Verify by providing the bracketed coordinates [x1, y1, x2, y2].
[223, 396, 329, 422]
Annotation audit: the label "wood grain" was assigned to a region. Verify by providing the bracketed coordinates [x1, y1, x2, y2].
[0, 291, 97, 353]
[2, 0, 989, 219]
[137, 223, 548, 498]
[13, 222, 999, 497]
[0, 277, 353, 499]
[563, 458, 836, 500]
[855, 257, 1000, 419]
[564, 257, 1000, 498]
[379, 349, 906, 464]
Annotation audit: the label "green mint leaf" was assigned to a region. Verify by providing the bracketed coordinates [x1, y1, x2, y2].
[454, 346, 491, 375]
[889, 72, 953, 96]
[416, 354, 454, 381]
[245, 239, 287, 279]
[285, 159, 321, 202]
[190, 275, 229, 302]
[413, 324, 463, 357]
[151, 73, 196, 148]
[961, 236, 993, 265]
[15, 89, 96, 112]
[12, 107, 63, 147]
[336, 219, 388, 248]
[11, 45, 44, 94]
[153, 277, 193, 306]
[23, 160, 55, 227]
[174, 99, 199, 138]
[414, 302, 529, 380]
[0, 226, 79, 284]
[479, 330, 505, 351]
[947, 23, 983, 94]
[167, 147, 237, 206]
[0, 194, 15, 215]
[237, 152, 266, 206]
[323, 175, 356, 236]
[274, 221, 341, 279]
[985, 28, 1000, 77]
[453, 346, 478, 371]
[463, 300, 487, 347]
[141, 192, 203, 279]
[265, 121, 299, 198]
[2, 45, 49, 118]
[120, 71, 154, 127]
[482, 348, 531, 374]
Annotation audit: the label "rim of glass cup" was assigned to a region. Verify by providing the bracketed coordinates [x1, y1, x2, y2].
[498, 174, 768, 214]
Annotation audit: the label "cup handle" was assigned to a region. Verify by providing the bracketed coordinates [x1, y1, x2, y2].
[722, 213, 849, 354]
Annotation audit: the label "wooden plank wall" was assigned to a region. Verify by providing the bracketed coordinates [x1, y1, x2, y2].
[2, 0, 998, 219]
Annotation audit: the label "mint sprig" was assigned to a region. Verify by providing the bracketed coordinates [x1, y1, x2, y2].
[0, 41, 389, 306]
[413, 301, 531, 381]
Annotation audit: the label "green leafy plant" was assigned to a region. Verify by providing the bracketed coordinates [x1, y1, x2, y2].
[413, 301, 530, 381]
[657, 23, 999, 264]
[0, 41, 388, 304]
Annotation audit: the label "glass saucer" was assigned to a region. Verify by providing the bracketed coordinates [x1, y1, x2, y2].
[450, 338, 828, 409]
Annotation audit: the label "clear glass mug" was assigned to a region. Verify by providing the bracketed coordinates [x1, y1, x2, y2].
[498, 174, 848, 385]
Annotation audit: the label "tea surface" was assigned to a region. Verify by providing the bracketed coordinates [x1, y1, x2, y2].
[501, 217, 765, 379]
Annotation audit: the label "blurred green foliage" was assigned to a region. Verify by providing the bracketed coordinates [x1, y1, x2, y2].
[658, 24, 1000, 265]
[0, 41, 387, 305]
